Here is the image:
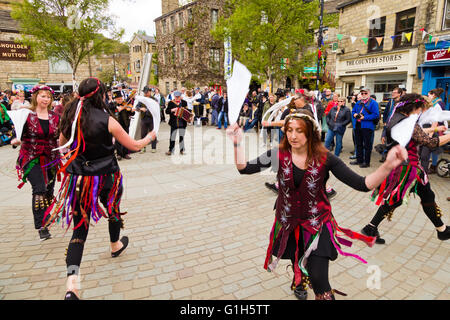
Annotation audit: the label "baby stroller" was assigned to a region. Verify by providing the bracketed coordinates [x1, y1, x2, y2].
[436, 143, 450, 178]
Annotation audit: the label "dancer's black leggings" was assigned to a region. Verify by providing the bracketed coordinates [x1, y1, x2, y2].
[291, 255, 331, 295]
[370, 181, 444, 228]
[26, 162, 55, 229]
[66, 176, 123, 276]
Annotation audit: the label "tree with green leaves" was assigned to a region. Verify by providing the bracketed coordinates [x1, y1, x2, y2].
[11, 0, 124, 87]
[212, 0, 325, 91]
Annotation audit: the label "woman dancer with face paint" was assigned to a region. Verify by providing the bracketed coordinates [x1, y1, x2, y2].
[227, 109, 407, 300]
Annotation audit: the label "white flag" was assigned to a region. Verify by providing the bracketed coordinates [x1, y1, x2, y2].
[227, 60, 252, 125]
[391, 114, 419, 147]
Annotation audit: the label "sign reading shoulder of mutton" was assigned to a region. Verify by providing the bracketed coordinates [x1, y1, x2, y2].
[0, 41, 30, 61]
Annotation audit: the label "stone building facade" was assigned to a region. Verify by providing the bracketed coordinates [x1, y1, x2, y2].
[0, 0, 129, 92]
[334, 0, 436, 102]
[416, 0, 450, 109]
[155, 0, 225, 94]
[129, 33, 157, 87]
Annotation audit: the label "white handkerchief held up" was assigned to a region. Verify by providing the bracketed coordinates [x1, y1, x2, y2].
[227, 60, 252, 125]
[133, 96, 161, 134]
[391, 114, 419, 147]
[7, 109, 32, 142]
[418, 105, 450, 126]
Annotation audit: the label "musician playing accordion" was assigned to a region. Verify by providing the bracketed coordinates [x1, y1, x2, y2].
[165, 90, 191, 156]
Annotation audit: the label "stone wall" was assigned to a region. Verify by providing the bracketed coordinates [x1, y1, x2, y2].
[162, 0, 180, 15]
[129, 34, 157, 86]
[335, 0, 440, 95]
[0, 30, 129, 90]
[155, 0, 225, 94]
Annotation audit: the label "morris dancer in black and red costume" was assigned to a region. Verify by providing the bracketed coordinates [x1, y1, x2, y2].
[43, 78, 157, 300]
[227, 109, 407, 300]
[11, 85, 60, 241]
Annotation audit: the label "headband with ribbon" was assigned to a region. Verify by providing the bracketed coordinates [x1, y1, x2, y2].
[53, 78, 101, 175]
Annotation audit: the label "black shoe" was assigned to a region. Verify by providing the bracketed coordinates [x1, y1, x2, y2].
[359, 163, 370, 168]
[326, 188, 337, 200]
[361, 224, 385, 244]
[117, 155, 122, 161]
[64, 291, 80, 300]
[38, 227, 51, 241]
[437, 226, 450, 241]
[294, 286, 308, 300]
[350, 150, 355, 155]
[265, 182, 278, 193]
[350, 160, 362, 165]
[111, 236, 129, 258]
[349, 155, 357, 160]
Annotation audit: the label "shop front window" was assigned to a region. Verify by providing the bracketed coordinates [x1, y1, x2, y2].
[394, 8, 416, 48]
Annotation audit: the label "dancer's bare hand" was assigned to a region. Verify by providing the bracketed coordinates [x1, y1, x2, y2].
[147, 131, 156, 142]
[226, 122, 243, 145]
[11, 138, 21, 147]
[384, 145, 408, 170]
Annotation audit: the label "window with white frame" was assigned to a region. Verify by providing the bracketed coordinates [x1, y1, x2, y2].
[162, 19, 167, 34]
[170, 16, 175, 32]
[209, 48, 220, 70]
[211, 9, 218, 26]
[180, 43, 185, 62]
[179, 12, 184, 27]
[443, 0, 450, 30]
[163, 48, 168, 64]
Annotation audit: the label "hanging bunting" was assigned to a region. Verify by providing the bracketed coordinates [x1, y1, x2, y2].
[404, 32, 412, 42]
[376, 37, 383, 46]
[337, 27, 449, 48]
[420, 28, 427, 40]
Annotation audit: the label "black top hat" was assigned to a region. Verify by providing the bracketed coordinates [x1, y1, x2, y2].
[112, 90, 123, 99]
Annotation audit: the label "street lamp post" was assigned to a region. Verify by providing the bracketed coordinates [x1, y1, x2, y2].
[113, 53, 117, 85]
[315, 0, 324, 92]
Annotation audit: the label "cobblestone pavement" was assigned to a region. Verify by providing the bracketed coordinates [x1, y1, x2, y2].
[0, 122, 449, 300]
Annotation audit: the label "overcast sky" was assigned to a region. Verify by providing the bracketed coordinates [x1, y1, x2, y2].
[108, 0, 162, 42]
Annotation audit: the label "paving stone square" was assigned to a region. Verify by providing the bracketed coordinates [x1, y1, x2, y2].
[0, 123, 448, 300]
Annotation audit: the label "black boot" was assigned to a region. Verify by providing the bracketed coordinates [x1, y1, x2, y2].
[265, 182, 278, 194]
[437, 226, 450, 241]
[291, 274, 309, 300]
[361, 224, 385, 244]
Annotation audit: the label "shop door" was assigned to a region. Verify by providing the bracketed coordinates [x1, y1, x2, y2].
[436, 78, 450, 110]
